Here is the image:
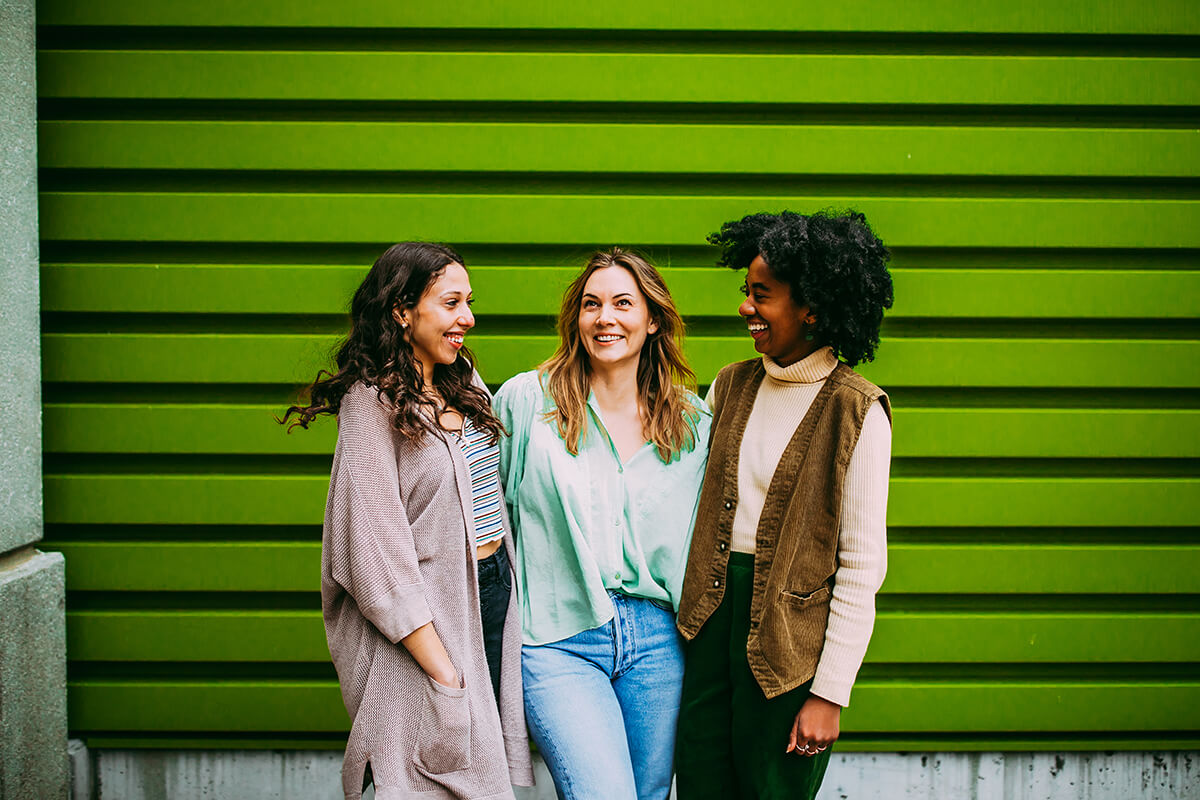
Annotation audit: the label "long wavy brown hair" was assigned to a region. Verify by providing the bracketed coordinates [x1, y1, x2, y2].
[280, 242, 504, 444]
[540, 248, 700, 462]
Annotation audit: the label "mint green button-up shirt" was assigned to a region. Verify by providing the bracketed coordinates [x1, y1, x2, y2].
[494, 370, 712, 646]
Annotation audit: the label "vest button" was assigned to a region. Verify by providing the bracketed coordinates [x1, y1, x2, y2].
[724, 501, 732, 510]
[718, 542, 727, 551]
[712, 579, 720, 588]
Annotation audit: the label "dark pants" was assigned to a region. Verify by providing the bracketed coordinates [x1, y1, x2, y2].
[675, 553, 831, 800]
[477, 542, 512, 703]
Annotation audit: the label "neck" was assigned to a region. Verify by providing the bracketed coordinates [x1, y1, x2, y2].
[588, 358, 641, 412]
[773, 340, 821, 368]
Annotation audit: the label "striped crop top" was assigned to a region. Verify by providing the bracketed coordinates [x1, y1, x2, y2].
[453, 415, 506, 548]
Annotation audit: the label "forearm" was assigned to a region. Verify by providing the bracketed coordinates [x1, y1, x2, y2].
[401, 622, 459, 687]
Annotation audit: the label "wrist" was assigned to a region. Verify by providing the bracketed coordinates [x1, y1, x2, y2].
[430, 665, 459, 687]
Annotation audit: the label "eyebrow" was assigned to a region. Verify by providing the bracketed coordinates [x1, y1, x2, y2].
[582, 292, 634, 299]
[748, 282, 771, 292]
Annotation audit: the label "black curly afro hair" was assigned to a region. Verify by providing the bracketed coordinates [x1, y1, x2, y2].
[707, 209, 894, 366]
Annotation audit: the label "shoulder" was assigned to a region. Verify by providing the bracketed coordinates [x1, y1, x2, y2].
[494, 370, 546, 408]
[716, 358, 760, 383]
[829, 363, 884, 400]
[339, 382, 389, 419]
[828, 364, 892, 423]
[709, 358, 760, 400]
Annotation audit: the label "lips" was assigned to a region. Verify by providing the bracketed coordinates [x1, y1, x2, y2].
[594, 334, 623, 344]
[747, 322, 768, 341]
[445, 332, 464, 348]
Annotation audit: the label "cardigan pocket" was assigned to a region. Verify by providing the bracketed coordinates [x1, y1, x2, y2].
[412, 673, 472, 775]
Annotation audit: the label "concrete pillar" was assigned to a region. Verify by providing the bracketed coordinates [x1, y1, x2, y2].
[0, 0, 69, 797]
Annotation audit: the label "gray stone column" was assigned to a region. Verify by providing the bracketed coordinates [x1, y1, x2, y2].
[0, 0, 69, 797]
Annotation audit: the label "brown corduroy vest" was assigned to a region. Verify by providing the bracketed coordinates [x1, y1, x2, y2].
[677, 358, 890, 699]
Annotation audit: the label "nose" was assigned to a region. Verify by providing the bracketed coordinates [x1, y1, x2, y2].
[459, 306, 475, 329]
[597, 302, 616, 325]
[738, 296, 756, 318]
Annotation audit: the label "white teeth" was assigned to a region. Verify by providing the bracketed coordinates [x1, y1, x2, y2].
[748, 324, 767, 333]
[446, 333, 463, 344]
[595, 335, 622, 342]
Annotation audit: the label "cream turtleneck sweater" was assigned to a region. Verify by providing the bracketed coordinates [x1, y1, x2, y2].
[716, 346, 891, 707]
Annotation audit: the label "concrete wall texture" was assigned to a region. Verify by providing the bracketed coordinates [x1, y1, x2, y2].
[0, 0, 44, 553]
[69, 748, 1199, 800]
[0, 551, 68, 800]
[1, 0, 68, 796]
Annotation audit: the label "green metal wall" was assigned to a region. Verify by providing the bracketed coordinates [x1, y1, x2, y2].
[36, 2, 1200, 750]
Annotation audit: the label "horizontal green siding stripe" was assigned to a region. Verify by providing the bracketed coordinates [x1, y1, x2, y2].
[41, 476, 1200, 527]
[40, 194, 1200, 248]
[42, 405, 1200, 459]
[37, 0, 1200, 35]
[38, 122, 1200, 178]
[39, 334, 1200, 388]
[40, 265, 1200, 319]
[65, 681, 1200, 732]
[38, 52, 1200, 106]
[65, 610, 1200, 664]
[46, 541, 1200, 594]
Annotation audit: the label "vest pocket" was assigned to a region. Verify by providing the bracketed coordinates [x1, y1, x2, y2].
[412, 673, 473, 775]
[759, 583, 833, 676]
[780, 584, 831, 608]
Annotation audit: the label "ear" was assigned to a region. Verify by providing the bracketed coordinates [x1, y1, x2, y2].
[648, 318, 660, 336]
[392, 305, 409, 329]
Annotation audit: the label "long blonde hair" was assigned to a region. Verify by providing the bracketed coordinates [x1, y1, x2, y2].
[540, 248, 700, 462]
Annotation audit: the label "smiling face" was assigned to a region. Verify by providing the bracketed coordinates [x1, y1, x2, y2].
[396, 261, 474, 383]
[578, 265, 659, 371]
[739, 254, 817, 367]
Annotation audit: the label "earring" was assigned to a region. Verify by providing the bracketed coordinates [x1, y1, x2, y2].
[804, 320, 816, 341]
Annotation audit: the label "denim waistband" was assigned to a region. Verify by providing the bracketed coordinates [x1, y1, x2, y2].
[477, 541, 509, 579]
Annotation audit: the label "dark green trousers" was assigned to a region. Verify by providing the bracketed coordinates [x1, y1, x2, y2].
[675, 553, 831, 800]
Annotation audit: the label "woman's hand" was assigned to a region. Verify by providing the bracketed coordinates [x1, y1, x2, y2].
[401, 622, 460, 688]
[786, 695, 841, 756]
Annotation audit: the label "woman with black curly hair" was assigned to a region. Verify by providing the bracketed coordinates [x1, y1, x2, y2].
[675, 211, 894, 799]
[282, 242, 532, 799]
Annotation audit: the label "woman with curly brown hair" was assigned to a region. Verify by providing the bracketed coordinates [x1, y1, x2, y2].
[675, 211, 895, 800]
[283, 242, 532, 800]
[493, 248, 711, 800]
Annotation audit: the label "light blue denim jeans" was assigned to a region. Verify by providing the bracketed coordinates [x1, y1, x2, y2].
[521, 592, 685, 800]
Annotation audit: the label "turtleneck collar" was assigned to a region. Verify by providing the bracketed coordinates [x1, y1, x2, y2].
[762, 346, 838, 384]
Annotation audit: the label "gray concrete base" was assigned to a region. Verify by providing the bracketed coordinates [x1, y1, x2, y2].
[67, 746, 1198, 800]
[0, 549, 68, 800]
[815, 751, 1198, 799]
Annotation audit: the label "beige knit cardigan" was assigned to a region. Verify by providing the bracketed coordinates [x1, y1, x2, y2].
[322, 382, 534, 800]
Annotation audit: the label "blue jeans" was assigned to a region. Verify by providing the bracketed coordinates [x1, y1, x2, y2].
[522, 592, 684, 800]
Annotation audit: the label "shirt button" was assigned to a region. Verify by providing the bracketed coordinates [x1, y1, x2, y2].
[613, 518, 621, 527]
[718, 542, 727, 551]
[724, 501, 733, 510]
[712, 579, 721, 588]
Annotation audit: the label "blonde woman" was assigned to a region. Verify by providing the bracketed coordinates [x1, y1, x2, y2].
[493, 249, 711, 800]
